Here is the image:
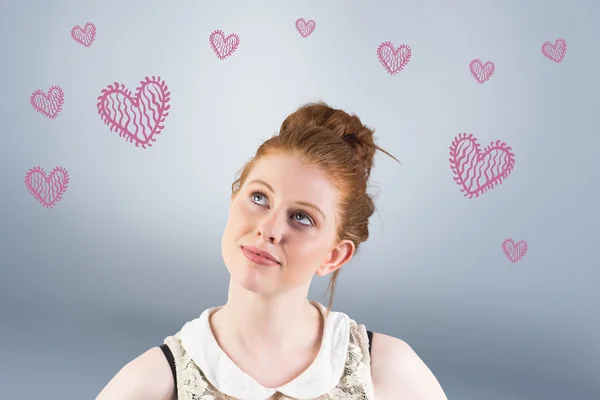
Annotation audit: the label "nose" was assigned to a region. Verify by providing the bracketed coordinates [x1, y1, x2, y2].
[256, 209, 284, 244]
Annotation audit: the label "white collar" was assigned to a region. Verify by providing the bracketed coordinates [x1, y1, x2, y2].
[179, 300, 350, 400]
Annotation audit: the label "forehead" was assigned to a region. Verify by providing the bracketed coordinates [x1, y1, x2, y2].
[246, 154, 338, 208]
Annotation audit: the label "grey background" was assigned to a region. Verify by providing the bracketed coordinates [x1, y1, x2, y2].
[1, 0, 599, 399]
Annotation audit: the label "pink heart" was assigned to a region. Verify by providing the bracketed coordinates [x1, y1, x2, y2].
[377, 41, 411, 75]
[502, 238, 528, 263]
[469, 59, 495, 84]
[71, 22, 96, 47]
[209, 29, 240, 60]
[25, 166, 70, 208]
[30, 86, 64, 119]
[541, 38, 567, 63]
[296, 18, 316, 38]
[449, 133, 516, 198]
[96, 76, 171, 149]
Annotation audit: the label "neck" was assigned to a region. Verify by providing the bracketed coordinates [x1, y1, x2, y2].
[210, 281, 323, 356]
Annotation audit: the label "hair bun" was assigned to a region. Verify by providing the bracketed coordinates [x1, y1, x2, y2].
[279, 101, 382, 178]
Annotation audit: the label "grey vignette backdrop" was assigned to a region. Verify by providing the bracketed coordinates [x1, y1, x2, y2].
[1, 0, 599, 399]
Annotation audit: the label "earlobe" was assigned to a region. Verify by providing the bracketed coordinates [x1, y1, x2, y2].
[315, 264, 336, 277]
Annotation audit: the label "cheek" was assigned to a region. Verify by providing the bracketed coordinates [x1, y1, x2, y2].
[224, 200, 259, 239]
[300, 226, 337, 263]
[288, 236, 330, 267]
[233, 202, 258, 227]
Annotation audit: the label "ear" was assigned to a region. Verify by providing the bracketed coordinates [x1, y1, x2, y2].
[315, 240, 355, 277]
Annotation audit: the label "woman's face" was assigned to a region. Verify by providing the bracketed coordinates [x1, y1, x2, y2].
[221, 153, 354, 296]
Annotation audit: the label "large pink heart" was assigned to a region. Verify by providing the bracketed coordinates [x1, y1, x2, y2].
[469, 59, 495, 84]
[30, 86, 64, 119]
[296, 18, 316, 38]
[24, 166, 69, 208]
[209, 30, 240, 60]
[541, 38, 567, 63]
[96, 76, 171, 149]
[502, 238, 528, 263]
[377, 41, 411, 75]
[449, 133, 515, 198]
[71, 22, 96, 47]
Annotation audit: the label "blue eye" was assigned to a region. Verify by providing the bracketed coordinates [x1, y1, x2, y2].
[293, 212, 313, 226]
[250, 191, 268, 206]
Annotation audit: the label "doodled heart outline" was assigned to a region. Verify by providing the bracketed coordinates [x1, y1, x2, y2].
[71, 22, 96, 47]
[541, 38, 567, 63]
[469, 59, 495, 84]
[24, 166, 70, 208]
[296, 18, 316, 38]
[377, 41, 412, 75]
[502, 238, 528, 263]
[96, 76, 171, 149]
[30, 86, 64, 119]
[209, 29, 240, 60]
[449, 133, 516, 198]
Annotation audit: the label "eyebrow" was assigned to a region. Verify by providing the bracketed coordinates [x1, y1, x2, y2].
[249, 179, 327, 221]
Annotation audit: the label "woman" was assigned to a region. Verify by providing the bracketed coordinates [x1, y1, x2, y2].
[96, 102, 448, 399]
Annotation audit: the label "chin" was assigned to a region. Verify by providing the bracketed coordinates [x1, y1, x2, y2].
[230, 269, 281, 295]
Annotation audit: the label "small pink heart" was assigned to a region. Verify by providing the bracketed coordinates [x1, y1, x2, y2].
[296, 18, 316, 38]
[209, 29, 240, 60]
[502, 238, 528, 263]
[71, 22, 96, 47]
[25, 166, 70, 208]
[377, 41, 411, 75]
[469, 59, 495, 84]
[449, 133, 516, 198]
[96, 76, 171, 149]
[30, 86, 64, 119]
[541, 38, 567, 63]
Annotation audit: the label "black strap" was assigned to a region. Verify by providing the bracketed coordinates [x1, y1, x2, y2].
[159, 344, 177, 390]
[366, 330, 373, 357]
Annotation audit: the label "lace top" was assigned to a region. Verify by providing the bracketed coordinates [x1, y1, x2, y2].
[162, 301, 376, 400]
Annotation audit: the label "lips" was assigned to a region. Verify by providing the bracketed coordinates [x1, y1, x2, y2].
[242, 245, 280, 264]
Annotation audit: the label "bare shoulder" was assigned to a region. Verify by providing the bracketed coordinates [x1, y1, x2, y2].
[95, 346, 176, 400]
[370, 332, 448, 400]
